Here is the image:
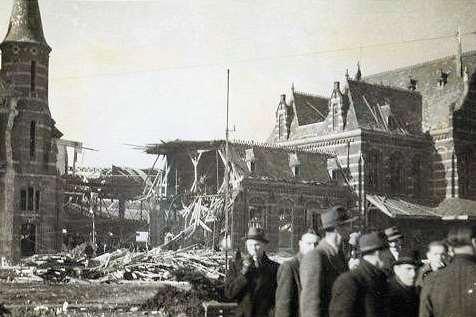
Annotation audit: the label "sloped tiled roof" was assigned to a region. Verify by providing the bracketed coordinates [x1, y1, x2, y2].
[292, 91, 329, 126]
[347, 80, 422, 134]
[365, 51, 476, 131]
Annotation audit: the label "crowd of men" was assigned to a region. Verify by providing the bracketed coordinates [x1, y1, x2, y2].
[224, 206, 476, 317]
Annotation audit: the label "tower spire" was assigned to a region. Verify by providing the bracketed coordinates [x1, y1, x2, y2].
[2, 0, 49, 49]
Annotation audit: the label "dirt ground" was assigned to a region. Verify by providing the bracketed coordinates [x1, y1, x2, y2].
[0, 281, 190, 316]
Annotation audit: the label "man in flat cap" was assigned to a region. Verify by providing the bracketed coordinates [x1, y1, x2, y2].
[329, 231, 389, 317]
[419, 225, 476, 317]
[225, 227, 279, 317]
[387, 257, 420, 317]
[381, 226, 403, 276]
[275, 229, 320, 317]
[300, 206, 356, 317]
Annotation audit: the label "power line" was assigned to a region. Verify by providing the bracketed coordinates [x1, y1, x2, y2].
[48, 30, 476, 81]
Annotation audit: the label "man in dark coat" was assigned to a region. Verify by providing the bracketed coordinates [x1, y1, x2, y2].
[415, 240, 447, 289]
[329, 232, 389, 317]
[380, 226, 403, 276]
[225, 227, 279, 317]
[275, 229, 320, 317]
[387, 257, 420, 317]
[419, 225, 476, 317]
[300, 206, 356, 317]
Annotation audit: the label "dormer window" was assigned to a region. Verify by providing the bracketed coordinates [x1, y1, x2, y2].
[245, 148, 256, 173]
[247, 161, 256, 173]
[289, 152, 301, 177]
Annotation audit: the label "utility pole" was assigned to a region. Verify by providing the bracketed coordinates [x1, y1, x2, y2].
[224, 69, 230, 273]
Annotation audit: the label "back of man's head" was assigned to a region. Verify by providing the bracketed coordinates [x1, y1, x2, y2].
[447, 225, 476, 254]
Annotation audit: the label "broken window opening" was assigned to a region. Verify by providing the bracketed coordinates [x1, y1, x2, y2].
[27, 187, 34, 211]
[30, 121, 36, 160]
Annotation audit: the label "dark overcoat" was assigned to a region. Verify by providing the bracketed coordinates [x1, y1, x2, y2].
[419, 254, 476, 317]
[329, 259, 388, 317]
[387, 275, 419, 317]
[275, 254, 302, 317]
[380, 248, 396, 277]
[224, 253, 279, 317]
[299, 240, 347, 317]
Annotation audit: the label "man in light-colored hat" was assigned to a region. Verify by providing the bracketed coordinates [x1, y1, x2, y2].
[275, 229, 320, 317]
[329, 231, 389, 317]
[300, 206, 356, 317]
[381, 226, 403, 276]
[224, 227, 279, 317]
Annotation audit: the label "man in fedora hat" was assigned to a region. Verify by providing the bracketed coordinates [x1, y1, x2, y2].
[387, 256, 420, 317]
[225, 227, 279, 317]
[329, 231, 389, 317]
[275, 228, 320, 317]
[419, 225, 476, 317]
[381, 226, 403, 276]
[300, 206, 356, 317]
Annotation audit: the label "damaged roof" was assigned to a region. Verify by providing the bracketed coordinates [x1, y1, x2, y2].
[365, 51, 476, 131]
[366, 195, 440, 219]
[346, 80, 422, 134]
[145, 139, 334, 184]
[292, 91, 329, 126]
[367, 195, 476, 220]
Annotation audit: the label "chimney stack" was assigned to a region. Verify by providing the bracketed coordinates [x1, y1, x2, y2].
[456, 26, 463, 77]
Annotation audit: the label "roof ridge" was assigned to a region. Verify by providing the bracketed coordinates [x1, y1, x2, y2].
[349, 79, 421, 96]
[365, 50, 476, 80]
[231, 139, 333, 155]
[294, 90, 329, 100]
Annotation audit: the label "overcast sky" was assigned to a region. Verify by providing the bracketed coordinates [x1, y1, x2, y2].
[1, 0, 475, 168]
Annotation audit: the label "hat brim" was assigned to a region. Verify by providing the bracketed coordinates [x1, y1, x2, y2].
[387, 234, 403, 242]
[360, 245, 387, 253]
[242, 235, 269, 244]
[337, 216, 359, 226]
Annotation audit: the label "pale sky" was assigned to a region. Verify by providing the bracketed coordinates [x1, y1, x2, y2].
[0, 0, 475, 168]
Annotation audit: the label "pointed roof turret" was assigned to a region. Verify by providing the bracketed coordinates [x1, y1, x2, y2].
[2, 0, 50, 49]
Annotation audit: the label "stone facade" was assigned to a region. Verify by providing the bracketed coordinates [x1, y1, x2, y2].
[0, 0, 63, 261]
[267, 44, 476, 248]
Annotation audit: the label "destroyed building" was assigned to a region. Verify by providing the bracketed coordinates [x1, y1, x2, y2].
[0, 0, 64, 260]
[145, 140, 354, 252]
[268, 39, 476, 252]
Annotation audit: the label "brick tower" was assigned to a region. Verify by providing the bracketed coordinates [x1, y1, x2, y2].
[0, 0, 63, 261]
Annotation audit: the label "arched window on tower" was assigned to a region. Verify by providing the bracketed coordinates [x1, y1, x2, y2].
[30, 121, 36, 160]
[389, 152, 405, 195]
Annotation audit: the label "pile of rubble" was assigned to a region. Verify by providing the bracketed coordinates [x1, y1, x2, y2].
[0, 245, 226, 285]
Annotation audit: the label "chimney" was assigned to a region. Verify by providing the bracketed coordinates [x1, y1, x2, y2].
[280, 94, 286, 103]
[334, 81, 340, 91]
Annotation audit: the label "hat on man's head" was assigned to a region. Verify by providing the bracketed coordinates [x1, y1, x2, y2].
[384, 226, 403, 242]
[321, 205, 357, 230]
[359, 232, 386, 253]
[242, 227, 269, 244]
[393, 256, 420, 267]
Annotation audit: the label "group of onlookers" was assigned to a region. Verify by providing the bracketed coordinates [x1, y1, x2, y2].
[224, 205, 476, 317]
